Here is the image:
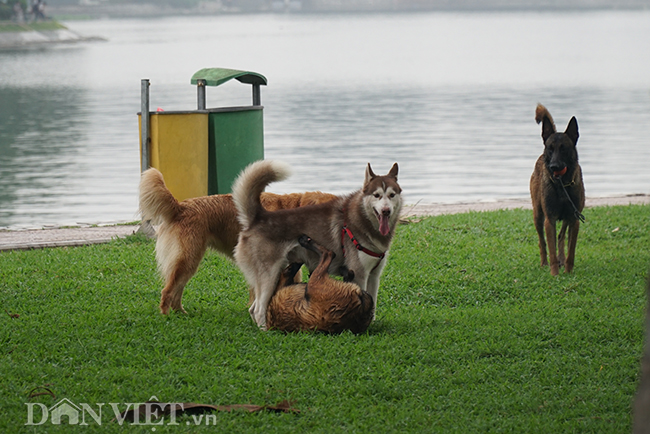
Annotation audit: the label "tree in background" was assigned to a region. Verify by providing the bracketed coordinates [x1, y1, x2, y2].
[0, 0, 29, 21]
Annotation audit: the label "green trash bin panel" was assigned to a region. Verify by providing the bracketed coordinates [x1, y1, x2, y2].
[208, 107, 264, 195]
[190, 67, 267, 195]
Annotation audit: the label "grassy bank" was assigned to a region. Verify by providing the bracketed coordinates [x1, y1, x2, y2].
[1, 205, 648, 432]
[0, 20, 66, 33]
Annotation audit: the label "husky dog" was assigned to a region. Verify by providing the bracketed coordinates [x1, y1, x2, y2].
[139, 167, 336, 314]
[267, 235, 375, 334]
[233, 160, 402, 330]
[530, 104, 585, 276]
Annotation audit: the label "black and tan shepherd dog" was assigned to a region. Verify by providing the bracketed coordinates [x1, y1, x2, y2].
[267, 235, 374, 334]
[530, 104, 585, 276]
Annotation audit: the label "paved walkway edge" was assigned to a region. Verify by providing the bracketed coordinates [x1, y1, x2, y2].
[1, 194, 648, 252]
[0, 226, 140, 252]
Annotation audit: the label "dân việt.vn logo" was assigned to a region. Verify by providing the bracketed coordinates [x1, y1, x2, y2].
[25, 396, 201, 426]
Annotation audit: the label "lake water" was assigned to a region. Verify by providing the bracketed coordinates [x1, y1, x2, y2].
[1, 11, 649, 229]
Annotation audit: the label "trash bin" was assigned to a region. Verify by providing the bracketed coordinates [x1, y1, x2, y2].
[139, 67, 267, 201]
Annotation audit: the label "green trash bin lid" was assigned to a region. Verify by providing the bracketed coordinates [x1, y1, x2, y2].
[191, 68, 267, 87]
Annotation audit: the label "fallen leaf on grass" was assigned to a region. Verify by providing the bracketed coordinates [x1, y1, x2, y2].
[114, 399, 299, 423]
[4, 309, 19, 319]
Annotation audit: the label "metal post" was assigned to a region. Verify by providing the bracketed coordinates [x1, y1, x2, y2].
[252, 84, 261, 106]
[138, 78, 155, 237]
[197, 79, 206, 110]
[140, 79, 150, 172]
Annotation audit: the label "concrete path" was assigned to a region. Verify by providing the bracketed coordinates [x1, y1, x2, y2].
[0, 225, 140, 251]
[400, 193, 650, 219]
[1, 194, 648, 251]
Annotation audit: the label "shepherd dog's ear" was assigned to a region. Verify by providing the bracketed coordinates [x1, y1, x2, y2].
[564, 117, 579, 146]
[535, 104, 556, 143]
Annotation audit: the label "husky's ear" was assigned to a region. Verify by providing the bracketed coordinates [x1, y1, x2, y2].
[365, 163, 376, 185]
[388, 163, 398, 180]
[535, 104, 556, 143]
[564, 116, 579, 145]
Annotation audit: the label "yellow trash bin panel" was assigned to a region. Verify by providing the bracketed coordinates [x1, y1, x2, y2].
[139, 111, 209, 201]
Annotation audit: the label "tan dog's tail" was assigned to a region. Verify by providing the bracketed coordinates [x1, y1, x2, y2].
[231, 160, 291, 230]
[139, 168, 182, 225]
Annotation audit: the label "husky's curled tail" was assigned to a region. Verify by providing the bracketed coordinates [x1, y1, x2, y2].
[232, 160, 291, 230]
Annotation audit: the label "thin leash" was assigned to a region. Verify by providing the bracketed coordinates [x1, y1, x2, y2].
[555, 174, 586, 223]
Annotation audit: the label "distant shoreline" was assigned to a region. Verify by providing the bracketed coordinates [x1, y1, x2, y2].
[46, 1, 650, 20]
[0, 19, 105, 49]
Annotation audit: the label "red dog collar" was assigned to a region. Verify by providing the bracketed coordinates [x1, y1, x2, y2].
[341, 226, 385, 259]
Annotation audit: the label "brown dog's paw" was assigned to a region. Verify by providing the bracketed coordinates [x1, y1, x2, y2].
[161, 303, 187, 315]
[298, 235, 312, 248]
[159, 301, 170, 314]
[340, 266, 355, 282]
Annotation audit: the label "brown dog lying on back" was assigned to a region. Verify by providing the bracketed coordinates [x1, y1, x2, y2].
[267, 235, 374, 334]
[530, 104, 585, 276]
[139, 168, 336, 314]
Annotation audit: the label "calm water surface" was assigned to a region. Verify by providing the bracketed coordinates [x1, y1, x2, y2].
[1, 11, 649, 228]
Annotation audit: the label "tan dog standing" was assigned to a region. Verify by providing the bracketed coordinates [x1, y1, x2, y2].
[139, 168, 336, 314]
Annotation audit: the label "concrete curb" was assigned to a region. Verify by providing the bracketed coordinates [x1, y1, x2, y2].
[0, 194, 647, 252]
[0, 225, 140, 251]
[401, 193, 650, 219]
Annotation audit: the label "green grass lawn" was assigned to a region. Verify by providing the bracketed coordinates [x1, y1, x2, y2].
[1, 205, 648, 433]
